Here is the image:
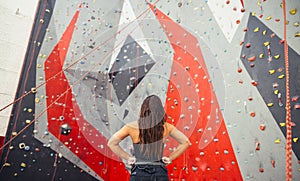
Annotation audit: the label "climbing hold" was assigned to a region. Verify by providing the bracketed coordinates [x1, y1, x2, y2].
[31, 87, 37, 93]
[294, 21, 299, 27]
[262, 30, 267, 35]
[254, 27, 259, 32]
[251, 80, 258, 86]
[278, 74, 285, 79]
[275, 138, 281, 144]
[267, 103, 273, 107]
[59, 116, 65, 121]
[245, 43, 251, 48]
[24, 146, 30, 151]
[259, 53, 264, 58]
[250, 112, 256, 117]
[264, 41, 270, 46]
[273, 83, 279, 88]
[237, 68, 242, 73]
[266, 16, 272, 20]
[269, 69, 275, 74]
[260, 124, 266, 131]
[20, 162, 26, 168]
[255, 141, 260, 150]
[289, 8, 297, 15]
[280, 39, 285, 44]
[60, 123, 72, 135]
[192, 166, 198, 171]
[295, 32, 300, 37]
[293, 138, 299, 143]
[274, 54, 280, 59]
[248, 56, 256, 62]
[4, 163, 11, 167]
[19, 143, 26, 149]
[292, 96, 299, 102]
[280, 123, 286, 127]
[259, 167, 264, 173]
[35, 98, 40, 103]
[271, 160, 276, 168]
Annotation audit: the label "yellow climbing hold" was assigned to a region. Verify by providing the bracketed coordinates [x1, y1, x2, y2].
[20, 162, 26, 168]
[274, 54, 280, 59]
[267, 103, 274, 107]
[278, 74, 285, 79]
[254, 27, 259, 32]
[25, 120, 31, 124]
[266, 16, 272, 20]
[274, 90, 279, 95]
[275, 138, 281, 144]
[280, 122, 286, 127]
[269, 69, 275, 74]
[252, 12, 256, 16]
[295, 32, 300, 37]
[263, 30, 267, 35]
[4, 163, 11, 167]
[259, 53, 264, 58]
[289, 8, 297, 15]
[294, 22, 299, 27]
[293, 138, 299, 143]
[264, 41, 270, 46]
[35, 98, 40, 103]
[37, 64, 42, 68]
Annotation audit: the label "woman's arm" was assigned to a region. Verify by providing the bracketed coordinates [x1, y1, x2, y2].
[107, 125, 132, 161]
[166, 125, 191, 162]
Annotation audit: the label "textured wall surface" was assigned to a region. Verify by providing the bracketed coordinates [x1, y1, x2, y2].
[0, 0, 300, 180]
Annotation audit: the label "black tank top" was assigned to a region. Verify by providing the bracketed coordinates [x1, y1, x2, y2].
[133, 141, 164, 162]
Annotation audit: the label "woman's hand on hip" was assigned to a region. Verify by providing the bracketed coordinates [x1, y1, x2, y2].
[162, 156, 171, 165]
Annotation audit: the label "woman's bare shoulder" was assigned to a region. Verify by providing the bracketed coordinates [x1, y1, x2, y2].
[125, 121, 138, 129]
[164, 122, 175, 133]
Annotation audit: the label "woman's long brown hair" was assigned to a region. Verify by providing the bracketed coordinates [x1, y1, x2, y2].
[138, 95, 166, 160]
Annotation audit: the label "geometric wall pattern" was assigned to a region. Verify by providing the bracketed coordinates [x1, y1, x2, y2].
[241, 14, 300, 160]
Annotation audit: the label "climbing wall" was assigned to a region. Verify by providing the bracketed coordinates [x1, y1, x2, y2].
[0, 0, 300, 180]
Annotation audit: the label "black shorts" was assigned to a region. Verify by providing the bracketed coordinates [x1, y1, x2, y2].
[130, 164, 169, 181]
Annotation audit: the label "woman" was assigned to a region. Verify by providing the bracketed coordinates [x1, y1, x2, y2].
[108, 95, 191, 181]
